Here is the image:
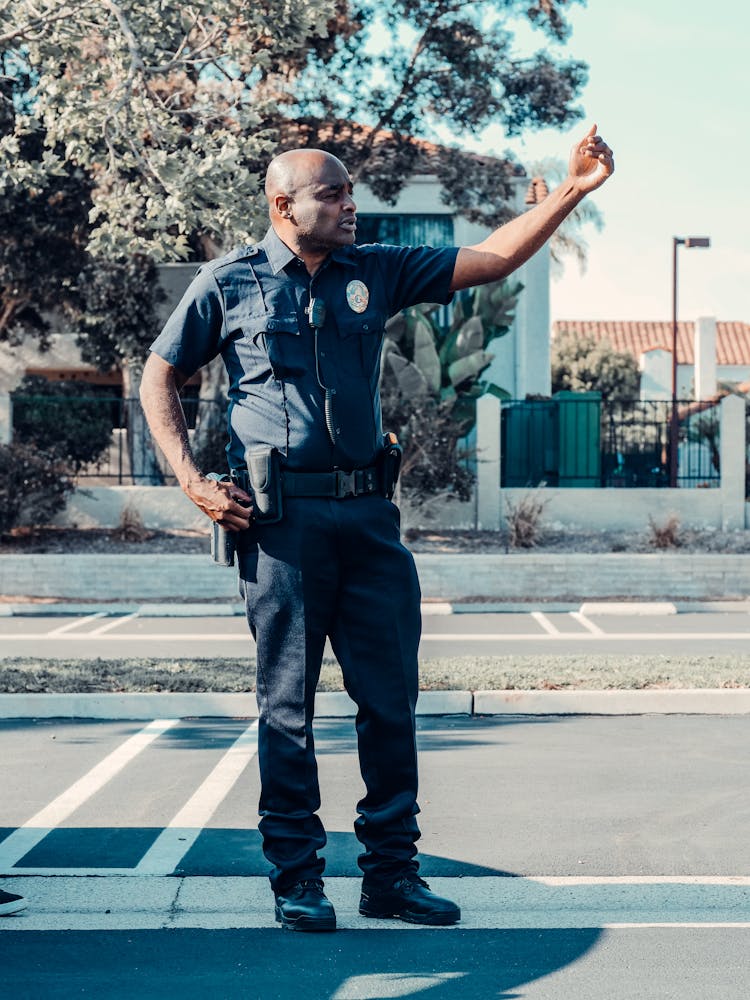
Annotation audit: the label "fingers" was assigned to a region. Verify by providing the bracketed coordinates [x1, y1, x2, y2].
[569, 123, 614, 190]
[581, 129, 613, 165]
[185, 477, 254, 530]
[218, 488, 253, 531]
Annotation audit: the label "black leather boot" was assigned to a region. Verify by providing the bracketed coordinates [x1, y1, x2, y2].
[274, 879, 336, 932]
[359, 873, 460, 926]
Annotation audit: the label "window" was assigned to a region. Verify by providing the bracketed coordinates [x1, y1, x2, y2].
[356, 214, 454, 247]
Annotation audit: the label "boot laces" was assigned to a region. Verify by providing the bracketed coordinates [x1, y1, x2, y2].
[298, 878, 325, 894]
[398, 873, 429, 893]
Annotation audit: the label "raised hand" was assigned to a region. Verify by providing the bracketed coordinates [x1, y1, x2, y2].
[569, 123, 614, 194]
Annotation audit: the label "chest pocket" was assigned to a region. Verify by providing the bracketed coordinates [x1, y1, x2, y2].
[230, 312, 303, 381]
[336, 308, 386, 377]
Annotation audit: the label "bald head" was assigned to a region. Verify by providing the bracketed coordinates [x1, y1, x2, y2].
[264, 149, 350, 203]
[263, 148, 357, 265]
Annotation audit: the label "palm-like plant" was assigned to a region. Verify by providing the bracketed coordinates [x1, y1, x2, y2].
[380, 277, 522, 504]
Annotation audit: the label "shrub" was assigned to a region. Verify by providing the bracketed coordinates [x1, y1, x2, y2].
[504, 488, 551, 549]
[111, 501, 154, 543]
[648, 513, 682, 549]
[11, 375, 114, 473]
[0, 442, 74, 535]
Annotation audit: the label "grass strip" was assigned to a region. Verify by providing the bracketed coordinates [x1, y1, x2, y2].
[0, 654, 749, 694]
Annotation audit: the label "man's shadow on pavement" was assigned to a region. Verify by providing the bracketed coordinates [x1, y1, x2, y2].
[4, 924, 603, 1000]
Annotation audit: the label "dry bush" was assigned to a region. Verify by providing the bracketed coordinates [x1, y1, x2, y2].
[111, 502, 154, 543]
[648, 513, 682, 549]
[504, 489, 551, 549]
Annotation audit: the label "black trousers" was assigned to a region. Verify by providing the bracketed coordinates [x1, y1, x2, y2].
[238, 494, 422, 893]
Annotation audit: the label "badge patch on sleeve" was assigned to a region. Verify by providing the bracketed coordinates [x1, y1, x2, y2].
[346, 280, 369, 313]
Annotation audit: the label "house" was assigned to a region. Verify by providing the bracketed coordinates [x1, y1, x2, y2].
[552, 319, 750, 400]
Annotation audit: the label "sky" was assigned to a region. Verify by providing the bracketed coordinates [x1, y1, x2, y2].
[452, 0, 750, 325]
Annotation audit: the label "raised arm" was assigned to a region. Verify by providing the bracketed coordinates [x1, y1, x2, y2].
[450, 124, 614, 292]
[139, 352, 253, 531]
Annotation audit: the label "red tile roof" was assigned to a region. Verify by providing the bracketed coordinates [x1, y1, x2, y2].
[552, 320, 750, 366]
[525, 177, 549, 205]
[279, 119, 528, 178]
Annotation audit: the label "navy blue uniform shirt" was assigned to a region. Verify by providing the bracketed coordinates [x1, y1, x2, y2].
[150, 227, 458, 472]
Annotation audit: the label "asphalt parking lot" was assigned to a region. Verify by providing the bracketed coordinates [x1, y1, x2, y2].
[2, 714, 750, 997]
[2, 603, 750, 658]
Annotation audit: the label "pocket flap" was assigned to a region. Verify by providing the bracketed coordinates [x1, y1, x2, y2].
[233, 313, 300, 337]
[337, 309, 385, 339]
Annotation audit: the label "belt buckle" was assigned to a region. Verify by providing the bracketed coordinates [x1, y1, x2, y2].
[335, 470, 357, 498]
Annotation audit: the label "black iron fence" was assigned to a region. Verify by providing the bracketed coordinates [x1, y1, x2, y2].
[10, 393, 226, 485]
[9, 392, 737, 490]
[501, 396, 722, 489]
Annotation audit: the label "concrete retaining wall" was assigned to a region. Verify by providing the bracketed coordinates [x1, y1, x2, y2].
[2, 552, 749, 601]
[53, 486, 208, 532]
[52, 483, 749, 534]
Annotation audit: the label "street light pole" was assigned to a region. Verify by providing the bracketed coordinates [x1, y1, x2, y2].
[669, 235, 710, 487]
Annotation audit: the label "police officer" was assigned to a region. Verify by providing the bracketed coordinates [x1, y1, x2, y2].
[140, 125, 614, 931]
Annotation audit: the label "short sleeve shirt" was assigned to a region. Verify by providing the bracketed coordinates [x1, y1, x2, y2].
[149, 227, 458, 472]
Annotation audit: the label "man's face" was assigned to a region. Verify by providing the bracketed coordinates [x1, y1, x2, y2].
[287, 157, 357, 251]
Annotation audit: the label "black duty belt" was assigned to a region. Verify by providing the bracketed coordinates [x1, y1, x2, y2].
[281, 466, 379, 499]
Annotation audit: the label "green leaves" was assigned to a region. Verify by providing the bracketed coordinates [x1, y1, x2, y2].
[1, 0, 335, 260]
[551, 329, 641, 402]
[292, 0, 587, 217]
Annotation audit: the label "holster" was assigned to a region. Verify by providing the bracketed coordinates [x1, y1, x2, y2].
[237, 446, 283, 523]
[379, 432, 403, 500]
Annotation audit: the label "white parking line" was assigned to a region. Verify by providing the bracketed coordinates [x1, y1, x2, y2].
[135, 720, 259, 875]
[87, 612, 140, 636]
[0, 719, 178, 871]
[569, 611, 605, 635]
[530, 611, 561, 635]
[46, 612, 106, 636]
[533, 875, 750, 886]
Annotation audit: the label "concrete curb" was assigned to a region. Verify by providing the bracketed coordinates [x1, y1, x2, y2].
[0, 688, 747, 719]
[579, 601, 677, 616]
[473, 689, 750, 715]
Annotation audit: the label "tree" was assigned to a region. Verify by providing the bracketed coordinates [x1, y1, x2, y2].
[1, 1, 335, 479]
[0, 0, 334, 260]
[75, 256, 168, 480]
[282, 0, 588, 227]
[551, 329, 641, 401]
[0, 51, 92, 345]
[2, 0, 590, 287]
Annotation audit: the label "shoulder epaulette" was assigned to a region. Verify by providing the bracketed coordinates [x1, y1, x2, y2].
[197, 243, 266, 276]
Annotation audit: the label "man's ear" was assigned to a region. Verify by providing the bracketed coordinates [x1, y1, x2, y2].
[274, 195, 293, 219]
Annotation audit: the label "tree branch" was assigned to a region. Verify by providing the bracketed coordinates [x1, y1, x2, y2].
[0, 1, 93, 46]
[350, 1, 466, 179]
